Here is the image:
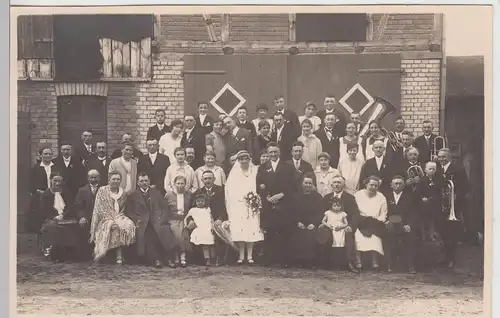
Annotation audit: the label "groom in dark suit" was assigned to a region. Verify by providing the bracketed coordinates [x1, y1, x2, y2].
[223, 116, 253, 164]
[256, 142, 296, 267]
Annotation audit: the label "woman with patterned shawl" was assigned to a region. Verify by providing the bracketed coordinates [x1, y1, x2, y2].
[90, 171, 136, 264]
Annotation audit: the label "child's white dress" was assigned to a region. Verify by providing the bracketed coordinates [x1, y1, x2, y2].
[186, 207, 214, 245]
[324, 210, 348, 247]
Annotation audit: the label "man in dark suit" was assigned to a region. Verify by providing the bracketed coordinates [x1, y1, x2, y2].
[125, 172, 176, 268]
[413, 120, 438, 165]
[286, 141, 314, 191]
[53, 142, 86, 202]
[322, 176, 360, 273]
[194, 170, 228, 265]
[74, 169, 101, 260]
[195, 101, 215, 135]
[223, 116, 253, 163]
[138, 139, 171, 196]
[181, 114, 206, 170]
[273, 95, 301, 138]
[236, 106, 257, 136]
[256, 142, 296, 267]
[73, 130, 95, 168]
[314, 113, 342, 168]
[359, 140, 397, 197]
[146, 109, 170, 142]
[270, 112, 297, 161]
[436, 148, 470, 269]
[317, 95, 347, 133]
[383, 176, 417, 273]
[111, 133, 144, 160]
[87, 141, 111, 186]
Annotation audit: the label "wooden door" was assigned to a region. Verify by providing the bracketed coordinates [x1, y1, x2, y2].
[58, 95, 107, 148]
[183, 55, 288, 118]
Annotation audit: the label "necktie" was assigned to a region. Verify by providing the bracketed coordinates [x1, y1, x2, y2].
[100, 158, 106, 166]
[426, 137, 430, 148]
[91, 186, 97, 195]
[295, 160, 300, 170]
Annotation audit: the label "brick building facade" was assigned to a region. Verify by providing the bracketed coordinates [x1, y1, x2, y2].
[17, 13, 444, 163]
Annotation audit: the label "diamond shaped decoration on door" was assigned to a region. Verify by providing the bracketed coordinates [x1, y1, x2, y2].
[210, 83, 246, 116]
[338, 83, 375, 115]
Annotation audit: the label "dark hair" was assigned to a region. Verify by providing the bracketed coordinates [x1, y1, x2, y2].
[329, 197, 343, 209]
[204, 151, 216, 158]
[38, 144, 52, 155]
[173, 175, 187, 184]
[155, 109, 166, 115]
[304, 101, 316, 110]
[346, 142, 359, 151]
[50, 171, 63, 180]
[194, 193, 208, 206]
[258, 120, 271, 130]
[213, 118, 224, 125]
[237, 106, 247, 112]
[368, 120, 380, 128]
[301, 118, 313, 128]
[395, 116, 404, 122]
[137, 172, 150, 179]
[171, 119, 184, 128]
[273, 94, 285, 101]
[202, 170, 215, 176]
[301, 172, 317, 188]
[197, 101, 209, 108]
[108, 170, 122, 180]
[184, 114, 196, 120]
[325, 94, 336, 99]
[60, 141, 72, 148]
[317, 152, 331, 161]
[122, 142, 134, 150]
[174, 147, 186, 156]
[422, 119, 433, 125]
[272, 112, 284, 119]
[256, 103, 268, 112]
[364, 175, 382, 186]
[401, 130, 412, 137]
[82, 129, 92, 134]
[292, 141, 305, 148]
[392, 175, 405, 182]
[266, 142, 280, 150]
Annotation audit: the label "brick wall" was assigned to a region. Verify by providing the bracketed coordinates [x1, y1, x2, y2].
[372, 14, 435, 41]
[161, 14, 221, 41]
[400, 59, 441, 134]
[229, 14, 289, 41]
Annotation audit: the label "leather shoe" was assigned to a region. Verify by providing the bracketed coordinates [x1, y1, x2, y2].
[154, 260, 162, 268]
[348, 263, 360, 274]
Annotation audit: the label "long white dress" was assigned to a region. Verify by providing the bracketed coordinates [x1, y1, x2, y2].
[324, 211, 347, 247]
[186, 207, 214, 245]
[354, 190, 388, 255]
[225, 162, 264, 242]
[338, 157, 364, 195]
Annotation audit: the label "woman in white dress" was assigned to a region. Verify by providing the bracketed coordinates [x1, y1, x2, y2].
[225, 150, 264, 265]
[339, 122, 365, 163]
[338, 142, 365, 195]
[354, 175, 388, 270]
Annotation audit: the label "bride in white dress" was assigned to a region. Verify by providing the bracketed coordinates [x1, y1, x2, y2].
[225, 150, 264, 265]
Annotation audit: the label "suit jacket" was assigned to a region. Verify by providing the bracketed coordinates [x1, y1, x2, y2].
[358, 155, 397, 195]
[73, 142, 95, 167]
[52, 156, 87, 199]
[137, 153, 171, 195]
[196, 114, 215, 135]
[386, 189, 417, 229]
[416, 175, 445, 216]
[225, 127, 253, 160]
[314, 127, 342, 168]
[237, 120, 257, 136]
[256, 160, 296, 228]
[270, 123, 296, 161]
[437, 162, 470, 219]
[181, 126, 206, 170]
[74, 184, 100, 220]
[194, 185, 228, 221]
[252, 135, 272, 164]
[286, 159, 314, 191]
[146, 124, 171, 142]
[317, 109, 347, 133]
[413, 134, 438, 164]
[30, 162, 59, 194]
[111, 147, 144, 161]
[165, 190, 193, 221]
[278, 109, 301, 138]
[108, 157, 138, 194]
[125, 187, 176, 256]
[87, 156, 111, 186]
[39, 189, 75, 220]
[322, 191, 360, 232]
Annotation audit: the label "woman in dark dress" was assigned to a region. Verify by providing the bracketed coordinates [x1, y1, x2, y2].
[39, 172, 80, 262]
[28, 145, 59, 234]
[289, 173, 324, 268]
[252, 121, 272, 165]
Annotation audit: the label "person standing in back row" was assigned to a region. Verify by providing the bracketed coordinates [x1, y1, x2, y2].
[195, 102, 215, 135]
[146, 109, 171, 142]
[273, 95, 301, 139]
[317, 95, 347, 133]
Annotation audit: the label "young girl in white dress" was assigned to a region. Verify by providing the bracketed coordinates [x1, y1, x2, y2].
[322, 197, 348, 268]
[184, 193, 214, 266]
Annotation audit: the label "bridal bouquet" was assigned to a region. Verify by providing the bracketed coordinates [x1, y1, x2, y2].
[244, 191, 262, 217]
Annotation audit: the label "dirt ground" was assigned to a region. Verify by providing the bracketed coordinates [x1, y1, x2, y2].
[16, 233, 484, 316]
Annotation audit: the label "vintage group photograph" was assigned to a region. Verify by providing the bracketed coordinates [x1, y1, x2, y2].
[14, 6, 489, 316]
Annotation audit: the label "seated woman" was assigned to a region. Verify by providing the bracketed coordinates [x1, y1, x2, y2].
[90, 171, 136, 264]
[289, 173, 323, 268]
[39, 172, 79, 262]
[354, 175, 388, 271]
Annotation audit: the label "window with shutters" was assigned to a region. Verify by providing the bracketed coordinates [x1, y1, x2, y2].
[17, 14, 154, 81]
[295, 14, 368, 42]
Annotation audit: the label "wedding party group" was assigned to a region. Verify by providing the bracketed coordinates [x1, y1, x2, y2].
[27, 95, 471, 274]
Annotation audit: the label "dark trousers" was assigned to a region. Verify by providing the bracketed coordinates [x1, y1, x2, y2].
[263, 224, 293, 266]
[383, 229, 415, 268]
[439, 220, 462, 262]
[143, 224, 166, 264]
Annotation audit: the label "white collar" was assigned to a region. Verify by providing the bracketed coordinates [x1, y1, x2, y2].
[443, 162, 451, 171]
[239, 120, 247, 125]
[97, 156, 107, 160]
[199, 114, 207, 119]
[186, 127, 194, 133]
[375, 155, 384, 162]
[276, 125, 284, 132]
[140, 187, 149, 193]
[157, 123, 165, 129]
[333, 191, 343, 198]
[40, 161, 54, 167]
[149, 152, 158, 157]
[315, 166, 334, 173]
[271, 159, 280, 166]
[424, 134, 431, 139]
[63, 156, 71, 161]
[232, 126, 240, 136]
[393, 191, 402, 197]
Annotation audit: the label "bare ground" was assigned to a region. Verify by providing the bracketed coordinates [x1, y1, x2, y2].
[16, 234, 484, 316]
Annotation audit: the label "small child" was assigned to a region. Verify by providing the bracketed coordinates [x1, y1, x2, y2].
[165, 147, 197, 193]
[322, 197, 348, 269]
[184, 193, 215, 266]
[299, 101, 321, 131]
[417, 161, 443, 242]
[195, 151, 227, 189]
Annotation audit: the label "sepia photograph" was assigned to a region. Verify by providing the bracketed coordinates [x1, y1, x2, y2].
[13, 5, 490, 316]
